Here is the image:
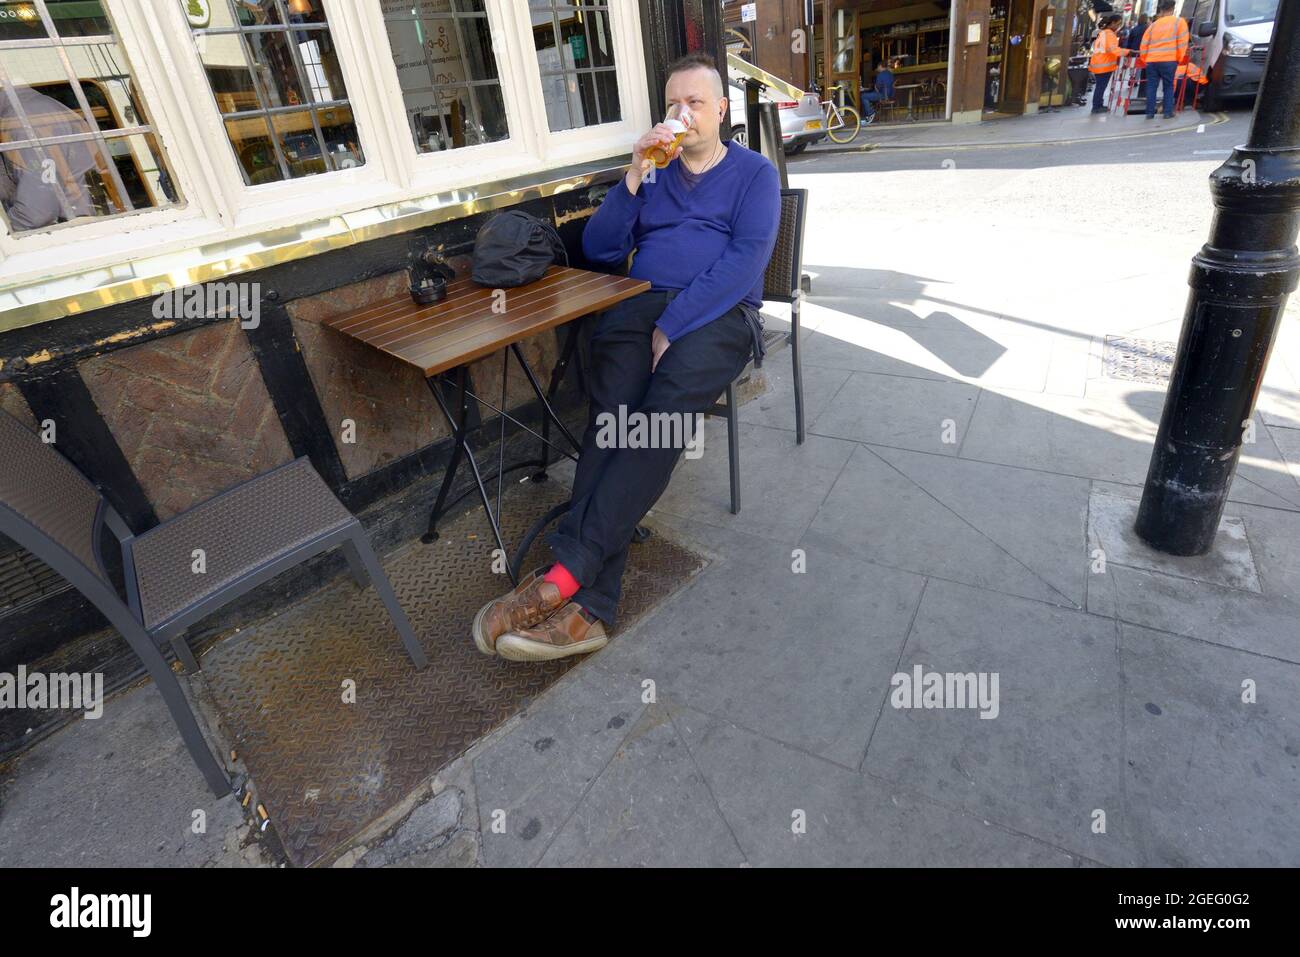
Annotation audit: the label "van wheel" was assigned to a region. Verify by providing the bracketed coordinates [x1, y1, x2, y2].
[785, 141, 808, 155]
[1200, 83, 1223, 112]
[730, 125, 747, 148]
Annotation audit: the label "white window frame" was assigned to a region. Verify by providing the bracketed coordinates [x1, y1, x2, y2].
[150, 0, 399, 229]
[0, 0, 648, 286]
[359, 0, 650, 195]
[0, 0, 215, 261]
[496, 0, 650, 169]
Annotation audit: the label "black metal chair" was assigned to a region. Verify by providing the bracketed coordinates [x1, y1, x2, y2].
[0, 411, 427, 795]
[711, 186, 808, 515]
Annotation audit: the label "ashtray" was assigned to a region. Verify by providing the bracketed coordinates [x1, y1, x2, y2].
[410, 276, 447, 305]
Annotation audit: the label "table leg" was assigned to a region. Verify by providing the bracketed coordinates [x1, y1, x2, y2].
[537, 323, 583, 483]
[423, 366, 516, 584]
[420, 337, 598, 587]
[422, 370, 468, 544]
[512, 342, 581, 454]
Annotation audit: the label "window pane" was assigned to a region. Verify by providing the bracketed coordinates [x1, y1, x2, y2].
[279, 0, 328, 27]
[314, 103, 360, 166]
[531, 2, 619, 132]
[196, 42, 260, 114]
[0, 2, 48, 41]
[380, 1, 509, 154]
[47, 0, 111, 38]
[223, 111, 280, 183]
[0, 4, 179, 234]
[185, 0, 361, 184]
[241, 29, 308, 108]
[593, 67, 619, 124]
[585, 9, 614, 69]
[61, 41, 143, 130]
[230, 0, 279, 28]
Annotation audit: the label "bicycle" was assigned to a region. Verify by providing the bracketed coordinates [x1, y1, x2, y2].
[820, 84, 861, 145]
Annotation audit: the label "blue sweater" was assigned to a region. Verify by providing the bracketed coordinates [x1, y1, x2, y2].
[581, 141, 781, 342]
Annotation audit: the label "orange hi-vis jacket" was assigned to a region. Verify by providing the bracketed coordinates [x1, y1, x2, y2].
[1140, 15, 1190, 64]
[1089, 28, 1128, 74]
[1178, 60, 1209, 84]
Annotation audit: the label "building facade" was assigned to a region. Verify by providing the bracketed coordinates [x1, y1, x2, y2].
[724, 0, 1103, 123]
[0, 0, 724, 679]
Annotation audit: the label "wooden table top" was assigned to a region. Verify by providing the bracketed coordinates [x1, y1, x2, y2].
[322, 266, 651, 378]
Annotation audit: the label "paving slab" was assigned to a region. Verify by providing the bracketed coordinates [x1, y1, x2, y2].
[1266, 424, 1300, 493]
[535, 704, 745, 867]
[1086, 482, 1300, 664]
[592, 517, 925, 769]
[672, 704, 1085, 867]
[1119, 623, 1300, 867]
[1087, 487, 1262, 594]
[863, 578, 1141, 867]
[652, 420, 856, 545]
[472, 657, 648, 868]
[0, 684, 250, 867]
[739, 358, 851, 435]
[802, 444, 1072, 607]
[962, 386, 1300, 511]
[800, 312, 1053, 393]
[872, 446, 1090, 608]
[809, 370, 980, 456]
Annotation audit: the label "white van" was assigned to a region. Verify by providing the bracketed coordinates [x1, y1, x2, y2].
[1184, 0, 1278, 110]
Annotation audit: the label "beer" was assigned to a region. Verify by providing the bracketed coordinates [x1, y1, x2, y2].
[645, 105, 694, 169]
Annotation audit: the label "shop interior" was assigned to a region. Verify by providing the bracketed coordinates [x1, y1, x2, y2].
[817, 2, 954, 123]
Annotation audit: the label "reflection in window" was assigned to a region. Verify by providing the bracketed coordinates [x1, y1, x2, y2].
[530, 1, 620, 132]
[186, 0, 363, 185]
[0, 0, 178, 233]
[382, 0, 509, 154]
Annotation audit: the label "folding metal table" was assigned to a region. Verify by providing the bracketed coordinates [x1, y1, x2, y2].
[323, 266, 650, 585]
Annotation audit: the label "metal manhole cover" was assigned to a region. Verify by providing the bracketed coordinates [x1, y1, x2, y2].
[1103, 336, 1175, 385]
[200, 480, 708, 867]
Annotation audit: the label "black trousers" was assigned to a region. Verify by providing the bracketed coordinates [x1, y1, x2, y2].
[545, 290, 754, 624]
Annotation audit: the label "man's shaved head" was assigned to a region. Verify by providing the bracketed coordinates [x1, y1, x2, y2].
[666, 52, 724, 98]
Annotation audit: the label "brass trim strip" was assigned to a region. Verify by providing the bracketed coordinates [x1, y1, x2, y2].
[0, 156, 631, 335]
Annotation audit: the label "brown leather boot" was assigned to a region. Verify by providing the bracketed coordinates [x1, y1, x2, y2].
[495, 602, 608, 662]
[471, 567, 567, 656]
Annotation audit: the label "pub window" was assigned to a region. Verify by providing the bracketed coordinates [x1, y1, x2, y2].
[0, 0, 179, 235]
[184, 0, 363, 185]
[381, 0, 509, 155]
[529, 1, 620, 132]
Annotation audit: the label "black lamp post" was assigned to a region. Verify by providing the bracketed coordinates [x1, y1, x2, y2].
[1135, 1, 1300, 555]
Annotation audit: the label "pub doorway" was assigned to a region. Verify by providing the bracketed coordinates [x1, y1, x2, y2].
[984, 0, 1036, 113]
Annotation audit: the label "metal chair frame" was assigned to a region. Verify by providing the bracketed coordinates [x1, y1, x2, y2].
[710, 187, 809, 515]
[0, 416, 427, 797]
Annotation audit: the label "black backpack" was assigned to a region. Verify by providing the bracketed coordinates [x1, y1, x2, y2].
[470, 211, 569, 288]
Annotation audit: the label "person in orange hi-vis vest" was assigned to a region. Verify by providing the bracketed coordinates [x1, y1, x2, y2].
[1140, 0, 1190, 119]
[1088, 14, 1132, 114]
[1176, 59, 1210, 105]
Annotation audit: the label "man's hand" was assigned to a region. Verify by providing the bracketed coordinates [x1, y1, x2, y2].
[626, 124, 677, 195]
[651, 326, 671, 372]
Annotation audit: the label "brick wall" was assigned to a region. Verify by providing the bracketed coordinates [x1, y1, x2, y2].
[80, 320, 294, 519]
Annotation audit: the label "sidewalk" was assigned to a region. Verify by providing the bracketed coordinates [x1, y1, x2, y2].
[2, 125, 1298, 868]
[809, 102, 1216, 153]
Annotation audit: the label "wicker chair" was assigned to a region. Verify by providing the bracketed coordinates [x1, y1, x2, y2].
[710, 187, 808, 514]
[0, 412, 427, 795]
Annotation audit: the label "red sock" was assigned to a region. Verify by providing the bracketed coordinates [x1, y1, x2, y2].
[543, 562, 580, 600]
